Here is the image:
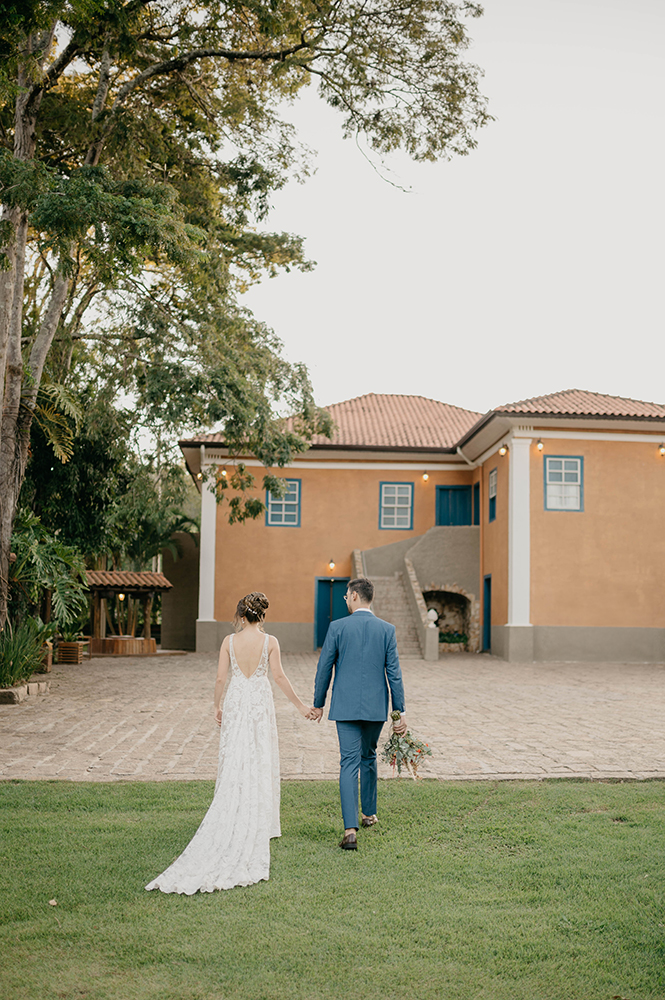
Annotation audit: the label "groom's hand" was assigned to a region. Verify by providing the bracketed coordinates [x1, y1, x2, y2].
[309, 707, 323, 723]
[392, 715, 407, 735]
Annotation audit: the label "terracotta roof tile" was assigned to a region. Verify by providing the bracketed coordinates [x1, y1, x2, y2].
[181, 394, 482, 452]
[180, 389, 665, 460]
[494, 389, 665, 420]
[85, 570, 173, 591]
[305, 393, 482, 449]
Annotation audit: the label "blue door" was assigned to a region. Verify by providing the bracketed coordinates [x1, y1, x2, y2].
[483, 575, 492, 652]
[315, 578, 350, 647]
[473, 482, 480, 525]
[436, 486, 473, 525]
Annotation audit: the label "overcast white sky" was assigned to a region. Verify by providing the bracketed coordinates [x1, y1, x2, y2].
[243, 0, 665, 416]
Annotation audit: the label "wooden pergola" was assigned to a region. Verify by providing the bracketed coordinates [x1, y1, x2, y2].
[86, 570, 173, 654]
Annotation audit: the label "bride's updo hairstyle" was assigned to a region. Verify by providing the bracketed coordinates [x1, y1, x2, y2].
[234, 592, 269, 631]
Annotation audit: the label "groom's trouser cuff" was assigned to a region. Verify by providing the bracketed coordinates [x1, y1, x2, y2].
[336, 721, 384, 829]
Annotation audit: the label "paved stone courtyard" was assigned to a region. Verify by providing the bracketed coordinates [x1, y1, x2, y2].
[1, 652, 664, 782]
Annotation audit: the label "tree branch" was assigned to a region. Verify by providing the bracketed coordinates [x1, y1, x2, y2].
[40, 37, 81, 94]
[110, 40, 312, 112]
[26, 269, 70, 397]
[85, 40, 113, 166]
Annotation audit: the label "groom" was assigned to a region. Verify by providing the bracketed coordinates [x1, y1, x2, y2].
[310, 577, 406, 850]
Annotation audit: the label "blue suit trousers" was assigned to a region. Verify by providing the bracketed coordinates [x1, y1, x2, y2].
[336, 720, 385, 830]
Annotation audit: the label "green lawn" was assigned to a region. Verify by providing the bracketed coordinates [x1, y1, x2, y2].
[1, 779, 663, 1000]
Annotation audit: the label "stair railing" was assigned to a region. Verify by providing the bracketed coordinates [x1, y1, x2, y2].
[403, 555, 439, 661]
[352, 549, 364, 579]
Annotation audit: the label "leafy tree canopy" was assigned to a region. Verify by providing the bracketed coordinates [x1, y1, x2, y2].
[0, 0, 490, 622]
[21, 388, 199, 564]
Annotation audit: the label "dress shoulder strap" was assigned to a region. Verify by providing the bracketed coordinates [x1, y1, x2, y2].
[228, 633, 241, 676]
[256, 633, 270, 676]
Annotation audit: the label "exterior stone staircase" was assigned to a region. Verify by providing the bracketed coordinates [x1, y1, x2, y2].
[369, 573, 422, 659]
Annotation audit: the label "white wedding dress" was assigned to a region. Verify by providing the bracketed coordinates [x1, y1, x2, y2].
[146, 633, 281, 894]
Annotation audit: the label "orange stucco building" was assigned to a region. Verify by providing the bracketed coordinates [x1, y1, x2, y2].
[177, 389, 665, 662]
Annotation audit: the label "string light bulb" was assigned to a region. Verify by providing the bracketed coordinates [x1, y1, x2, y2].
[328, 559, 336, 571]
[659, 444, 665, 457]
[422, 473, 429, 481]
[221, 469, 227, 477]
[537, 439, 544, 451]
[196, 472, 203, 480]
[118, 593, 126, 602]
[499, 445, 508, 456]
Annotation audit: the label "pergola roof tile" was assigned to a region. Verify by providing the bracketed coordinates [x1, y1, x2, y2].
[86, 570, 173, 591]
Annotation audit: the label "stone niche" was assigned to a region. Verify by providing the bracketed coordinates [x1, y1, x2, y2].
[423, 590, 468, 633]
[422, 584, 481, 653]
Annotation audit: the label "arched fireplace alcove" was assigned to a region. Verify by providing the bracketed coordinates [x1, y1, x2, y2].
[423, 590, 469, 636]
[422, 584, 480, 652]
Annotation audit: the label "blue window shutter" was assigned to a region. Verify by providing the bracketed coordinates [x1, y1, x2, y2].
[436, 486, 472, 526]
[488, 468, 497, 523]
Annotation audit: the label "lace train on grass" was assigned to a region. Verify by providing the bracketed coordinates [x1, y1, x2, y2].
[145, 633, 280, 894]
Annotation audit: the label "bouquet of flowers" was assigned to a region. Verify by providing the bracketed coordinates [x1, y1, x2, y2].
[381, 711, 432, 780]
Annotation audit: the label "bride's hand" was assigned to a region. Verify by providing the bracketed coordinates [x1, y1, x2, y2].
[298, 703, 313, 718]
[215, 707, 222, 726]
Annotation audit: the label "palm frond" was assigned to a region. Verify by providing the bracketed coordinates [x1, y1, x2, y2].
[39, 382, 83, 430]
[32, 382, 83, 463]
[32, 406, 76, 462]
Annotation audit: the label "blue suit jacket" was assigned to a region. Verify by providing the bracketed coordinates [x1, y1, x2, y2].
[313, 610, 405, 722]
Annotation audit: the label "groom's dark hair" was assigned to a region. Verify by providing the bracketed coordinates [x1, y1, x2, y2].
[348, 578, 374, 604]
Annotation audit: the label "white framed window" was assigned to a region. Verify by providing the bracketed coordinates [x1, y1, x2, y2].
[545, 457, 583, 511]
[488, 468, 497, 522]
[379, 482, 414, 530]
[266, 479, 301, 526]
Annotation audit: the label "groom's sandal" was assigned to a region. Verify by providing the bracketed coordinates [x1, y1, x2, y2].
[339, 832, 357, 850]
[361, 815, 378, 827]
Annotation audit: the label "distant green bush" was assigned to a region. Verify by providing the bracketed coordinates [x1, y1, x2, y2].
[438, 630, 468, 644]
[0, 618, 49, 689]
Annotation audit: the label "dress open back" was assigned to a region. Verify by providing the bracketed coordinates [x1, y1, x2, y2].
[145, 633, 281, 894]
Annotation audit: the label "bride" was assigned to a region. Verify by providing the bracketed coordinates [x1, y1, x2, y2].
[146, 592, 312, 894]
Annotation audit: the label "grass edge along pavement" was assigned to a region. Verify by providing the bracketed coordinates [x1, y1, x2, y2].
[1, 778, 664, 1000]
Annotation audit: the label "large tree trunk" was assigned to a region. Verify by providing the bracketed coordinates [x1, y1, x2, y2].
[0, 207, 24, 421]
[0, 27, 63, 628]
[0, 269, 69, 627]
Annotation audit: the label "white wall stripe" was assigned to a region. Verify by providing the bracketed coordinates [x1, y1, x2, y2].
[508, 436, 532, 627]
[201, 457, 465, 472]
[513, 429, 665, 443]
[197, 481, 217, 622]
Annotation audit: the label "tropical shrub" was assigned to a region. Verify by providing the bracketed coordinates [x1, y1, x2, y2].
[9, 511, 88, 628]
[0, 618, 49, 689]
